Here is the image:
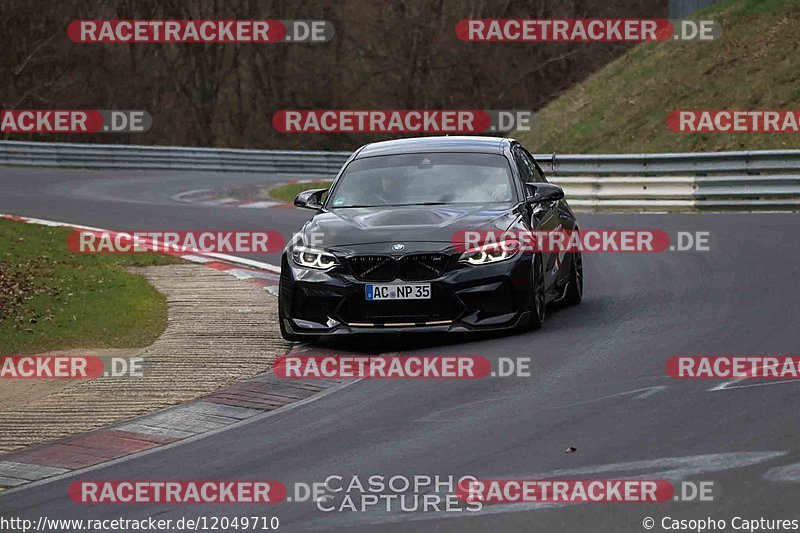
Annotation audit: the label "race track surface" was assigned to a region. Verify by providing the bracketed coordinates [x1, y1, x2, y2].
[1, 166, 798, 532]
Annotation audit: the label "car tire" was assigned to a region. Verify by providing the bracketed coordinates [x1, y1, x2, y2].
[528, 253, 546, 330]
[562, 250, 583, 306]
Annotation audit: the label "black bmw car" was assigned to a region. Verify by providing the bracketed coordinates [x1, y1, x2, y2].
[278, 136, 582, 341]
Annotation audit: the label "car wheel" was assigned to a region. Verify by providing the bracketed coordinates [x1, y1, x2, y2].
[528, 253, 546, 330]
[562, 250, 583, 306]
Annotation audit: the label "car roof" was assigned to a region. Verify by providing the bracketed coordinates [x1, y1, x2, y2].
[355, 136, 514, 158]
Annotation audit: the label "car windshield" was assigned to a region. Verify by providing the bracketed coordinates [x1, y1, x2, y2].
[326, 152, 515, 208]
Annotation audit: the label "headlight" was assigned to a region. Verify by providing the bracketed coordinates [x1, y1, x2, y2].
[459, 240, 519, 265]
[291, 246, 338, 270]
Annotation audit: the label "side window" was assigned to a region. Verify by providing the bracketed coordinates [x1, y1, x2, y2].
[513, 146, 534, 183]
[523, 149, 546, 183]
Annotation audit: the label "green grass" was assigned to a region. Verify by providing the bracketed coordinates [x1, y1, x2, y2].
[516, 0, 800, 153]
[270, 182, 331, 203]
[0, 219, 180, 354]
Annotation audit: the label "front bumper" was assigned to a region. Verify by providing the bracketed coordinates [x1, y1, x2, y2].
[279, 252, 533, 336]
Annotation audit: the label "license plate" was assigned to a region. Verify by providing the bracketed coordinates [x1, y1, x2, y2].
[365, 283, 431, 301]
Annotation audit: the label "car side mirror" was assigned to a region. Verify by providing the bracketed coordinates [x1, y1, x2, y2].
[524, 183, 564, 204]
[294, 188, 328, 210]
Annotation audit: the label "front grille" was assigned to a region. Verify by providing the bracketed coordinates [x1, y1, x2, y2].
[347, 255, 396, 281]
[346, 254, 449, 281]
[397, 254, 449, 280]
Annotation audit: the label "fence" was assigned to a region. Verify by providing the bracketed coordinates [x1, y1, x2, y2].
[1, 140, 798, 211]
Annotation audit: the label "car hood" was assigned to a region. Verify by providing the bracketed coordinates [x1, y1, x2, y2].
[298, 204, 518, 253]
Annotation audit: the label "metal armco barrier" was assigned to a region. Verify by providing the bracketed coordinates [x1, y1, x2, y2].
[1, 140, 799, 211]
[545, 151, 800, 211]
[0, 140, 350, 175]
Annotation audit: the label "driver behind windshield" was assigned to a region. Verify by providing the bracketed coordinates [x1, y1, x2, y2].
[359, 173, 408, 205]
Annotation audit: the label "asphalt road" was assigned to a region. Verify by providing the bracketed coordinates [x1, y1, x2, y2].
[1, 166, 799, 532]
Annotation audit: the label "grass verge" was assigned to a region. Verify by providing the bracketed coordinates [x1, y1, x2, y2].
[0, 219, 180, 354]
[516, 0, 800, 153]
[269, 182, 331, 203]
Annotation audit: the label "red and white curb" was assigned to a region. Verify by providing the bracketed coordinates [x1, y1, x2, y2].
[0, 346, 355, 492]
[0, 213, 282, 295]
[0, 213, 356, 492]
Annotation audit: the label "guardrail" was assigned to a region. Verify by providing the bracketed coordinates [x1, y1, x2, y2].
[0, 140, 350, 175]
[1, 140, 799, 211]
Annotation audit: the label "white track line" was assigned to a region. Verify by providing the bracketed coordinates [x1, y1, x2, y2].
[0, 213, 282, 273]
